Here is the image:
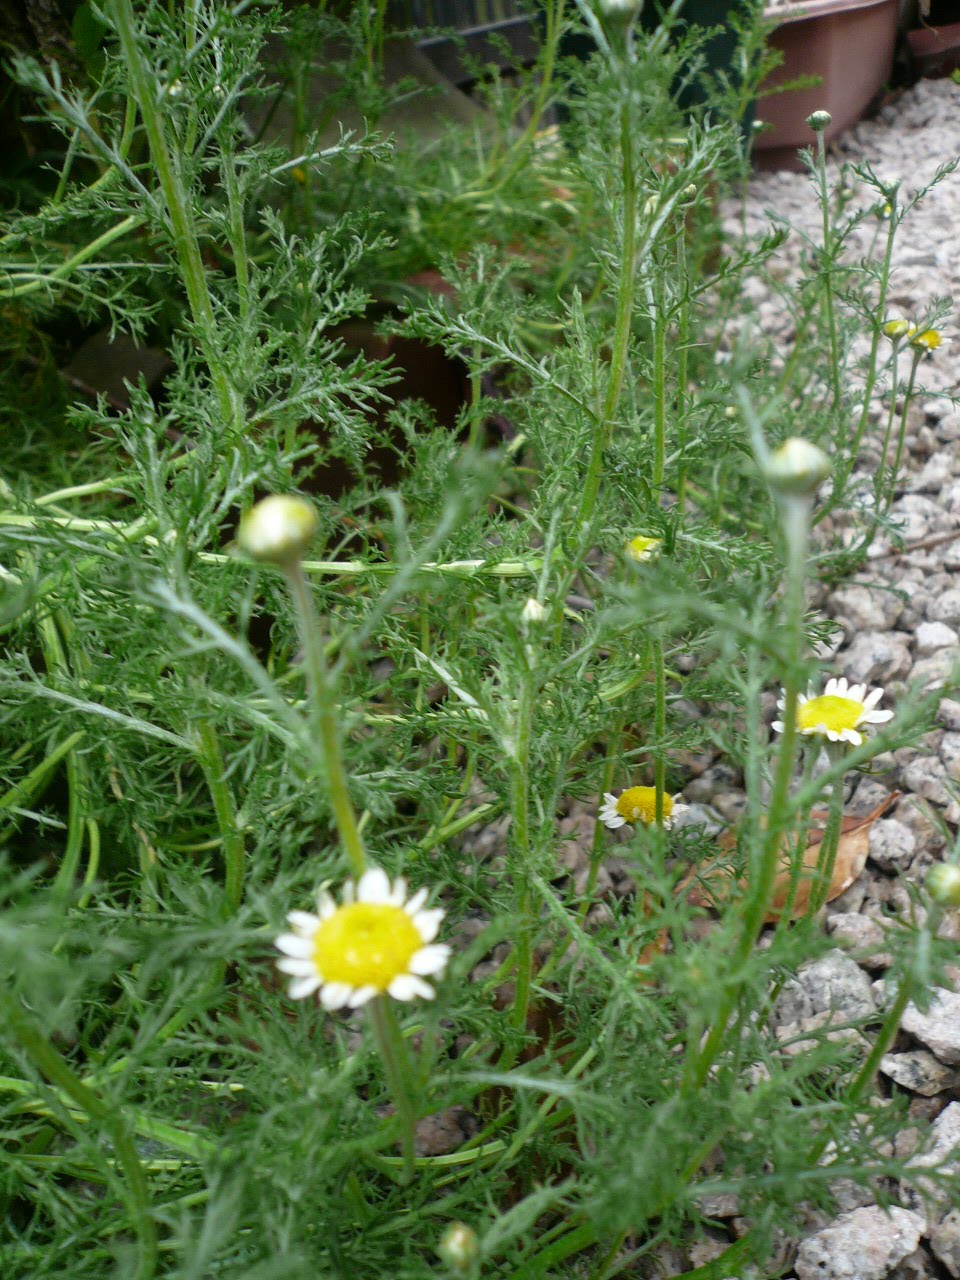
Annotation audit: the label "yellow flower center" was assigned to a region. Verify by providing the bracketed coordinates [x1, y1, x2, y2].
[616, 786, 673, 824]
[798, 694, 864, 735]
[313, 903, 422, 990]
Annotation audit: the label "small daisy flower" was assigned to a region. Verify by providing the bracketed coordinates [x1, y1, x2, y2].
[275, 868, 450, 1009]
[772, 676, 893, 747]
[911, 328, 942, 353]
[625, 534, 662, 562]
[600, 785, 689, 830]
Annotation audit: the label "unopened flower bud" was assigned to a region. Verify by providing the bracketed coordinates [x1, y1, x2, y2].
[597, 0, 641, 13]
[438, 1221, 480, 1275]
[521, 597, 547, 624]
[682, 184, 697, 201]
[764, 438, 831, 497]
[625, 534, 661, 562]
[882, 317, 914, 341]
[927, 862, 960, 908]
[237, 495, 318, 565]
[806, 110, 832, 132]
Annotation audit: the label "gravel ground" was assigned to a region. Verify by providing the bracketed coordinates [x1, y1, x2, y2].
[687, 79, 960, 1280]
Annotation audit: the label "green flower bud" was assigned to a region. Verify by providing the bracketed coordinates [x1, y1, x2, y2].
[764, 438, 831, 497]
[237, 495, 318, 565]
[927, 862, 960, 907]
[806, 110, 832, 132]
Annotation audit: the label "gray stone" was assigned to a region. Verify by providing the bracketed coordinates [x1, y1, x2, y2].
[901, 989, 960, 1064]
[827, 913, 892, 969]
[901, 757, 954, 808]
[902, 1102, 960, 1214]
[841, 631, 913, 683]
[869, 818, 918, 872]
[929, 1209, 960, 1277]
[940, 732, 960, 779]
[938, 699, 960, 732]
[913, 651, 958, 692]
[880, 1050, 960, 1097]
[774, 950, 877, 1026]
[890, 495, 947, 541]
[907, 452, 953, 493]
[794, 1206, 926, 1280]
[916, 620, 959, 655]
[831, 584, 905, 632]
[927, 589, 960, 626]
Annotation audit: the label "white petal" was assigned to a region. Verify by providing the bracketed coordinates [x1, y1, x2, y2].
[602, 792, 618, 806]
[404, 887, 429, 916]
[662, 816, 675, 830]
[846, 683, 867, 703]
[413, 908, 444, 943]
[604, 814, 626, 829]
[388, 974, 434, 1001]
[348, 985, 378, 1007]
[409, 944, 451, 976]
[863, 687, 885, 710]
[286, 910, 319, 933]
[288, 975, 322, 1000]
[341, 880, 356, 904]
[317, 892, 337, 919]
[320, 982, 353, 1010]
[825, 728, 839, 740]
[276, 957, 316, 977]
[358, 868, 391, 903]
[275, 932, 315, 958]
[824, 678, 840, 696]
[842, 728, 863, 745]
[771, 720, 784, 734]
[864, 708, 893, 724]
[389, 877, 407, 907]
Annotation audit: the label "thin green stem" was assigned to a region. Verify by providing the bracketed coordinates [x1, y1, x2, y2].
[815, 131, 842, 414]
[2, 994, 157, 1278]
[875, 339, 902, 504]
[110, 0, 237, 428]
[508, 662, 537, 1038]
[368, 997, 417, 1183]
[284, 564, 366, 879]
[846, 200, 899, 474]
[652, 281, 668, 490]
[653, 628, 667, 826]
[1, 214, 144, 300]
[196, 720, 245, 914]
[578, 97, 637, 530]
[807, 759, 845, 917]
[689, 495, 810, 1087]
[886, 350, 922, 512]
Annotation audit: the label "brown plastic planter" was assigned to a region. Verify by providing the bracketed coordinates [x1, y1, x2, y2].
[754, 0, 899, 170]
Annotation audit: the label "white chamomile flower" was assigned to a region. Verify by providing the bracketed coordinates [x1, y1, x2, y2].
[599, 785, 688, 831]
[772, 676, 893, 747]
[275, 868, 450, 1010]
